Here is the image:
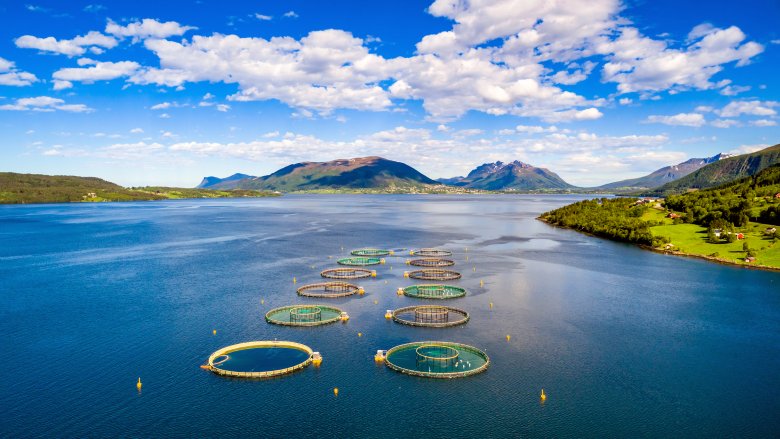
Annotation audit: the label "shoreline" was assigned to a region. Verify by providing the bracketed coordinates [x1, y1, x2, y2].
[538, 217, 780, 273]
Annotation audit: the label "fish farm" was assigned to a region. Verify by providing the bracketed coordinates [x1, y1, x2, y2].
[392, 305, 469, 328]
[320, 267, 376, 279]
[407, 258, 455, 267]
[351, 248, 393, 257]
[400, 284, 467, 299]
[383, 341, 489, 378]
[407, 268, 462, 281]
[297, 282, 363, 298]
[410, 248, 453, 257]
[265, 305, 346, 326]
[203, 341, 316, 378]
[337, 256, 385, 266]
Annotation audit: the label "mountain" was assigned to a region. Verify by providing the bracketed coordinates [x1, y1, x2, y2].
[598, 153, 730, 190]
[220, 156, 438, 191]
[197, 173, 255, 189]
[644, 144, 780, 196]
[439, 160, 575, 190]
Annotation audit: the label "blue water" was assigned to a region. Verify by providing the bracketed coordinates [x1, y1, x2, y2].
[218, 347, 310, 373]
[1, 195, 779, 437]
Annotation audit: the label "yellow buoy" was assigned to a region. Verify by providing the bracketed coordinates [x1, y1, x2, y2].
[403, 271, 409, 278]
[334, 387, 339, 396]
[489, 302, 493, 309]
[473, 266, 476, 272]
[136, 378, 142, 391]
[466, 255, 469, 261]
[506, 334, 511, 341]
[385, 310, 392, 319]
[261, 299, 264, 305]
[389, 250, 394, 255]
[480, 280, 484, 287]
[405, 259, 411, 265]
[212, 329, 217, 335]
[397, 287, 404, 296]
[358, 332, 362, 337]
[293, 277, 297, 284]
[380, 258, 386, 265]
[540, 389, 547, 402]
[358, 287, 365, 295]
[373, 300, 378, 304]
[371, 270, 377, 278]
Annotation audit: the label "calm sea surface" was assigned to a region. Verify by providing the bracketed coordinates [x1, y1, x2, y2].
[1, 195, 779, 438]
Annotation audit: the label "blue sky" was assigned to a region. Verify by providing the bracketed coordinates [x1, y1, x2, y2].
[0, 0, 778, 187]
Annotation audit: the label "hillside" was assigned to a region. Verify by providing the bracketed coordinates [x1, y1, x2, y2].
[0, 172, 278, 204]
[440, 160, 575, 190]
[598, 154, 729, 190]
[540, 164, 780, 269]
[197, 173, 255, 189]
[644, 144, 780, 196]
[218, 156, 439, 191]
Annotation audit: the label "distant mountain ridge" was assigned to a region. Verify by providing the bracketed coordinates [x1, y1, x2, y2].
[205, 156, 438, 191]
[197, 173, 255, 189]
[644, 144, 780, 196]
[597, 153, 730, 190]
[439, 160, 575, 190]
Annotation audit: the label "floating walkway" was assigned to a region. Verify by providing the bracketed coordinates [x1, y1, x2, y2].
[297, 282, 363, 298]
[203, 341, 316, 378]
[337, 256, 385, 266]
[392, 305, 469, 328]
[265, 305, 347, 326]
[320, 267, 376, 279]
[406, 269, 461, 281]
[351, 248, 393, 257]
[399, 284, 466, 299]
[383, 341, 489, 378]
[407, 258, 455, 267]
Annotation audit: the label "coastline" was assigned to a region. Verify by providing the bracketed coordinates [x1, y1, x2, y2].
[538, 217, 780, 273]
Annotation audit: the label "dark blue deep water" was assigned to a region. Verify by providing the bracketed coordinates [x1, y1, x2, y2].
[1, 195, 779, 438]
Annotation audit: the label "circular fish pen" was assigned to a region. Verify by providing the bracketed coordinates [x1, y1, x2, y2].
[265, 305, 345, 326]
[411, 248, 453, 257]
[384, 341, 489, 378]
[408, 269, 462, 281]
[408, 258, 455, 267]
[351, 248, 392, 257]
[401, 284, 466, 300]
[337, 256, 384, 266]
[204, 341, 314, 378]
[297, 282, 362, 298]
[320, 267, 375, 279]
[392, 305, 469, 327]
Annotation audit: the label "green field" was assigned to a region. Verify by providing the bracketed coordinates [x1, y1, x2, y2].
[643, 209, 780, 268]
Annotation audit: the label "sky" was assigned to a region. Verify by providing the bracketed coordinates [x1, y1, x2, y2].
[0, 0, 779, 187]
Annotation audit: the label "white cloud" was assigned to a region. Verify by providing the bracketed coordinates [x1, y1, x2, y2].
[53, 60, 140, 83]
[130, 128, 144, 133]
[600, 25, 763, 94]
[0, 57, 38, 86]
[719, 84, 751, 96]
[216, 104, 230, 112]
[645, 112, 706, 127]
[618, 98, 632, 105]
[728, 143, 769, 155]
[52, 80, 72, 90]
[718, 100, 777, 117]
[15, 31, 117, 56]
[159, 113, 171, 119]
[0, 96, 92, 112]
[283, 11, 299, 18]
[105, 18, 196, 41]
[255, 14, 272, 21]
[710, 119, 740, 128]
[750, 119, 777, 127]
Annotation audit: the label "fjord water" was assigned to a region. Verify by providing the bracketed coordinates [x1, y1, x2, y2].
[1, 195, 779, 438]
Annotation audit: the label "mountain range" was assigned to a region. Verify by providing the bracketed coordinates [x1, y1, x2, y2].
[196, 143, 780, 194]
[597, 154, 731, 190]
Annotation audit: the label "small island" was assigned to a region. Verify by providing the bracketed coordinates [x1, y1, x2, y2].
[539, 164, 780, 270]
